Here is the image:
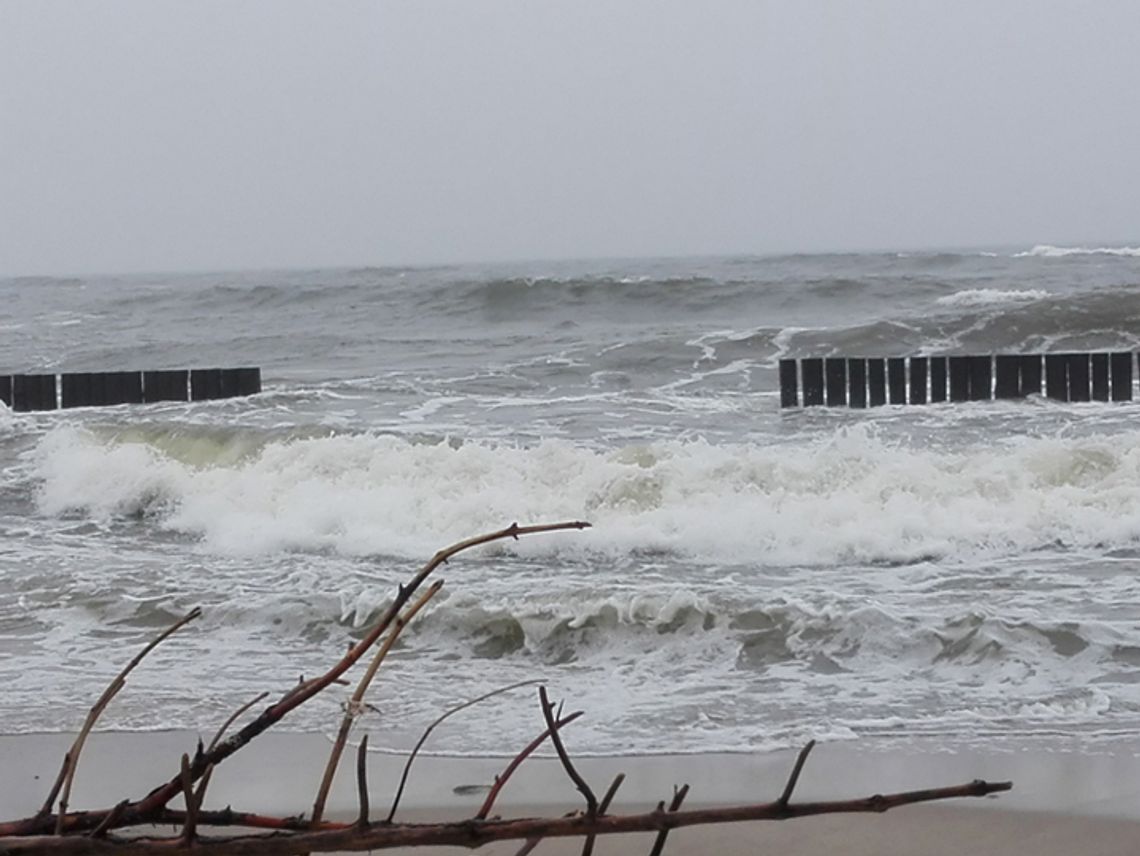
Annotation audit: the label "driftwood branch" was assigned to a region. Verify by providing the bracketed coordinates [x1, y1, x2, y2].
[311, 580, 443, 828]
[581, 773, 625, 856]
[354, 736, 370, 829]
[0, 778, 1013, 855]
[538, 687, 597, 816]
[475, 710, 584, 820]
[39, 608, 201, 831]
[648, 784, 689, 856]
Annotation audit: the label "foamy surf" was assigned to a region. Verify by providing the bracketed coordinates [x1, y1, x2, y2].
[29, 422, 1140, 566]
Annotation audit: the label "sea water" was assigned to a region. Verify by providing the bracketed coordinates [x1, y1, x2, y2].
[3, 245, 1140, 756]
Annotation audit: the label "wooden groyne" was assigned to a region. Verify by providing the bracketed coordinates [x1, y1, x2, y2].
[779, 353, 1134, 407]
[0, 368, 261, 412]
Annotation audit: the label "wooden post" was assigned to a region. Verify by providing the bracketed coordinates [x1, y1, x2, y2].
[1066, 353, 1091, 402]
[967, 356, 992, 401]
[1110, 352, 1133, 401]
[13, 374, 57, 411]
[825, 358, 848, 407]
[908, 357, 928, 405]
[143, 370, 190, 403]
[0, 375, 11, 409]
[802, 359, 824, 406]
[994, 355, 1020, 399]
[1091, 353, 1110, 402]
[1044, 354, 1067, 400]
[60, 373, 97, 408]
[779, 360, 798, 408]
[867, 359, 886, 406]
[1020, 355, 1042, 397]
[887, 358, 906, 404]
[949, 357, 969, 402]
[190, 368, 224, 401]
[848, 358, 867, 408]
[929, 357, 947, 402]
[221, 367, 261, 398]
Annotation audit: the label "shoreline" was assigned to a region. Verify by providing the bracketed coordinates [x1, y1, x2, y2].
[5, 732, 1140, 854]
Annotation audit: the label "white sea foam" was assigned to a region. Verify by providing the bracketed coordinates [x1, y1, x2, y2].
[1015, 244, 1140, 258]
[31, 423, 1140, 566]
[935, 288, 1050, 307]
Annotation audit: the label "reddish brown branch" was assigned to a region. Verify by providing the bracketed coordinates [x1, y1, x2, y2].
[647, 784, 688, 856]
[581, 773, 625, 856]
[538, 687, 597, 816]
[0, 779, 1013, 855]
[354, 736, 370, 829]
[475, 711, 584, 820]
[777, 740, 815, 806]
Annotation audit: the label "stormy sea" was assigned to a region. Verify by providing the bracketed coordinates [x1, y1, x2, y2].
[3, 244, 1140, 757]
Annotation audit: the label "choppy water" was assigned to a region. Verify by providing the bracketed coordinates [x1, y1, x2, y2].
[4, 244, 1140, 756]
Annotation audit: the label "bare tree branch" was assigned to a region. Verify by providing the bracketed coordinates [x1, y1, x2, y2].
[538, 687, 597, 817]
[475, 711, 584, 820]
[43, 608, 201, 832]
[0, 778, 1013, 855]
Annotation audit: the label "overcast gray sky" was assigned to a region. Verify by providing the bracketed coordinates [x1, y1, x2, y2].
[2, 1, 1138, 276]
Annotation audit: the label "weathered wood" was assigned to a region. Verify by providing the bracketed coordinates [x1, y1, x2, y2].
[967, 356, 991, 401]
[0, 779, 1012, 856]
[1044, 354, 1067, 401]
[887, 358, 906, 405]
[825, 359, 847, 407]
[190, 368, 224, 401]
[12, 375, 57, 411]
[0, 376, 10, 409]
[908, 357, 927, 405]
[847, 359, 867, 408]
[222, 368, 261, 398]
[801, 359, 824, 407]
[1091, 353, 1109, 402]
[948, 357, 969, 402]
[1019, 355, 1042, 397]
[143, 370, 189, 403]
[929, 357, 947, 403]
[778, 360, 798, 408]
[1066, 353, 1091, 402]
[1110, 352, 1133, 401]
[867, 359, 886, 407]
[994, 355, 1020, 399]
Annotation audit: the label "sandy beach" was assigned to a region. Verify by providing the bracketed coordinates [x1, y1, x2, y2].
[4, 731, 1140, 854]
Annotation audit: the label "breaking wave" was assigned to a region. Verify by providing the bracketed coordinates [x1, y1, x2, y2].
[1016, 244, 1140, 258]
[30, 422, 1140, 566]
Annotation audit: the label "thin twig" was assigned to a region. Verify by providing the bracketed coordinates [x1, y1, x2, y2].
[88, 801, 128, 839]
[581, 773, 625, 856]
[48, 607, 202, 833]
[178, 754, 197, 845]
[310, 581, 443, 828]
[355, 736, 370, 829]
[538, 687, 597, 816]
[208, 692, 270, 753]
[386, 680, 542, 823]
[475, 711, 584, 820]
[647, 784, 689, 856]
[777, 740, 816, 807]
